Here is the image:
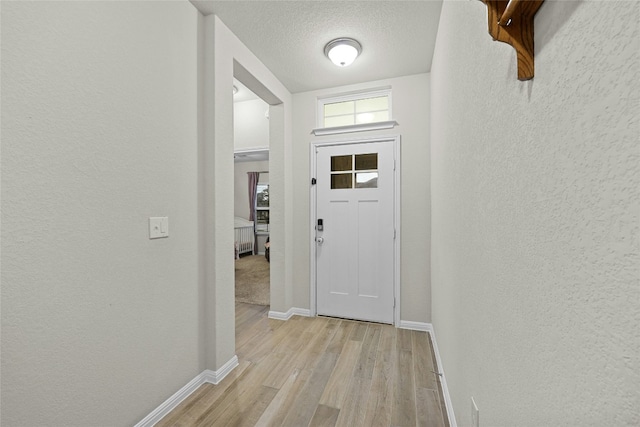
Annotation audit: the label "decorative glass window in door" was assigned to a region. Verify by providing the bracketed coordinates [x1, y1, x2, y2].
[330, 153, 378, 189]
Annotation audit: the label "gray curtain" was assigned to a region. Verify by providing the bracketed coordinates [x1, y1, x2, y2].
[247, 172, 260, 254]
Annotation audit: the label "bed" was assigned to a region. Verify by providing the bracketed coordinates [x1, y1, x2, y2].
[235, 217, 254, 258]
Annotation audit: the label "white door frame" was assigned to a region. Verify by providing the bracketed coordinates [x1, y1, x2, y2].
[309, 135, 401, 326]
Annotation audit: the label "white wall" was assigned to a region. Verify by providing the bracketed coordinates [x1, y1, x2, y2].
[234, 161, 269, 220]
[234, 98, 270, 150]
[1, 2, 200, 425]
[431, 1, 639, 425]
[292, 73, 431, 323]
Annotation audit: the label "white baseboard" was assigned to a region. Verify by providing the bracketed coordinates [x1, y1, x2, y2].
[398, 320, 431, 332]
[134, 355, 238, 427]
[397, 321, 456, 426]
[134, 372, 207, 427]
[428, 327, 458, 427]
[268, 307, 311, 320]
[208, 355, 239, 384]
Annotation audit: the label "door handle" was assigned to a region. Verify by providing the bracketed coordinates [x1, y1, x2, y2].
[316, 237, 324, 244]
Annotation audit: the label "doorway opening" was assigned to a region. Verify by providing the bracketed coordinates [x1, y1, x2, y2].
[233, 78, 271, 308]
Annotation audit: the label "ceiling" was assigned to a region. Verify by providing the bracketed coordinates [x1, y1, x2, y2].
[190, 1, 443, 94]
[233, 78, 260, 103]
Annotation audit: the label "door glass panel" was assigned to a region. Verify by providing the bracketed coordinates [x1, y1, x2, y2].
[331, 155, 352, 171]
[355, 172, 378, 188]
[331, 173, 352, 189]
[355, 153, 378, 170]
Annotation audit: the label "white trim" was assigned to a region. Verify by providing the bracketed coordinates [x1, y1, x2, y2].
[393, 138, 401, 327]
[398, 320, 431, 332]
[268, 307, 311, 320]
[209, 355, 239, 385]
[309, 143, 318, 317]
[291, 307, 311, 317]
[396, 322, 458, 425]
[311, 120, 399, 136]
[134, 373, 206, 427]
[233, 147, 269, 162]
[233, 146, 269, 154]
[134, 356, 238, 427]
[428, 327, 458, 427]
[310, 135, 401, 327]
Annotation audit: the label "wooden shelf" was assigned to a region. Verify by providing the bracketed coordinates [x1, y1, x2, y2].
[484, 0, 545, 80]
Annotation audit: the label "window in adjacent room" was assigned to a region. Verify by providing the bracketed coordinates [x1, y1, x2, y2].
[255, 182, 269, 232]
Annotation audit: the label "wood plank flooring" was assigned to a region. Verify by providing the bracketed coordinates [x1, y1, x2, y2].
[157, 303, 449, 427]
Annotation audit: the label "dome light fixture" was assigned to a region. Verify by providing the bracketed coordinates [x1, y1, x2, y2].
[324, 38, 362, 67]
[233, 85, 238, 95]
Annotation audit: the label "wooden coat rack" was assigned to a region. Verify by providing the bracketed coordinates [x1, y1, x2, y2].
[484, 0, 545, 80]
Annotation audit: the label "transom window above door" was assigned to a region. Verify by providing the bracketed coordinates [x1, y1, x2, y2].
[330, 153, 378, 189]
[317, 88, 392, 129]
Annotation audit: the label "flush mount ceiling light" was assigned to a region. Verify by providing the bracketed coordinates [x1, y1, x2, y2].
[324, 38, 362, 67]
[233, 85, 238, 95]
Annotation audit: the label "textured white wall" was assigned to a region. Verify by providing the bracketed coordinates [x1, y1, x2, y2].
[234, 98, 270, 150]
[292, 73, 431, 323]
[1, 2, 200, 425]
[431, 1, 639, 426]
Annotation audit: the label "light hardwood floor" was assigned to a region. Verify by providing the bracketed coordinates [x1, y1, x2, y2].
[157, 303, 449, 427]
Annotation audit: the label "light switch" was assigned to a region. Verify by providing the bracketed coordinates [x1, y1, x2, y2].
[149, 217, 169, 239]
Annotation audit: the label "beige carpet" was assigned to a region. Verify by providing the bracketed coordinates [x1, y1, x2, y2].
[235, 255, 270, 306]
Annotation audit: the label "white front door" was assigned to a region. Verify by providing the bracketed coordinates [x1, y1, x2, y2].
[315, 140, 396, 324]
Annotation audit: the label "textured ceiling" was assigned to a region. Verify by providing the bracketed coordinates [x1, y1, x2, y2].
[190, 1, 443, 94]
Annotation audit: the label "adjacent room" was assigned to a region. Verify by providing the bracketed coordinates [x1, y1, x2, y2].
[233, 79, 271, 307]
